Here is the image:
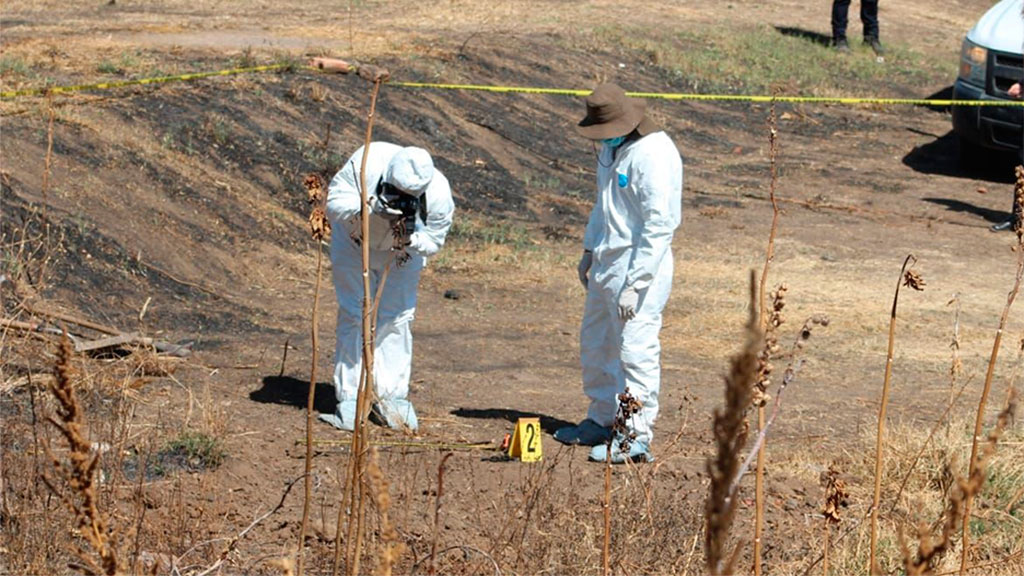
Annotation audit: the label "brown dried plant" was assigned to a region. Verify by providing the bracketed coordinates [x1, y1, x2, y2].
[306, 173, 331, 242]
[601, 387, 643, 576]
[1013, 165, 1023, 241]
[903, 392, 1016, 576]
[821, 465, 849, 576]
[730, 312, 830, 501]
[342, 77, 385, 576]
[706, 272, 761, 576]
[754, 99, 781, 576]
[959, 166, 1024, 576]
[754, 283, 786, 408]
[41, 333, 123, 576]
[366, 446, 404, 576]
[298, 172, 329, 576]
[428, 452, 454, 576]
[869, 254, 923, 575]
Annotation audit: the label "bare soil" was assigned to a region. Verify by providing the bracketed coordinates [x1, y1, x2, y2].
[2, 1, 1022, 574]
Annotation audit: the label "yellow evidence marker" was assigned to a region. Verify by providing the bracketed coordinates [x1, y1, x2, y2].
[507, 417, 543, 462]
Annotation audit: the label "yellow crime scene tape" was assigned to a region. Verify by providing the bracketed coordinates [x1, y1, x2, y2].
[0, 63, 292, 99]
[388, 81, 1024, 107]
[2, 62, 1023, 107]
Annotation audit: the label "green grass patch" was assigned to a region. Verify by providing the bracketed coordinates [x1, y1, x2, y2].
[589, 23, 952, 98]
[160, 430, 226, 471]
[0, 56, 30, 78]
[448, 218, 534, 249]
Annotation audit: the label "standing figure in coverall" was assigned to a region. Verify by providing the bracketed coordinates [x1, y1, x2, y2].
[554, 84, 683, 463]
[320, 143, 455, 432]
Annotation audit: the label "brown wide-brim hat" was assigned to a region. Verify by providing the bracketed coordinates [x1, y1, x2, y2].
[576, 83, 658, 140]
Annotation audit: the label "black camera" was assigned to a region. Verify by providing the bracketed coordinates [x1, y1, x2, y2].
[378, 182, 424, 236]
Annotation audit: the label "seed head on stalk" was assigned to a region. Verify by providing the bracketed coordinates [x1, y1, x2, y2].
[1013, 165, 1023, 242]
[305, 173, 331, 242]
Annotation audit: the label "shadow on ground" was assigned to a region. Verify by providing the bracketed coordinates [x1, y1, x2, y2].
[922, 197, 1012, 226]
[452, 407, 573, 434]
[251, 375, 336, 414]
[902, 130, 1017, 183]
[775, 26, 831, 46]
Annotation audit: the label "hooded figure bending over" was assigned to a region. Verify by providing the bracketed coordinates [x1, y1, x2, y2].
[321, 143, 455, 432]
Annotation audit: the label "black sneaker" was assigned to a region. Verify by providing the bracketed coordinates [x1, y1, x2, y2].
[865, 37, 885, 55]
[834, 38, 850, 53]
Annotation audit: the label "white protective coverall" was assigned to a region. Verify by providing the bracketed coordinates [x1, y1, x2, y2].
[581, 131, 682, 447]
[324, 142, 454, 429]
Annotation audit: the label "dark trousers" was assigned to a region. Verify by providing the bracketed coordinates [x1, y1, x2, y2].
[832, 0, 879, 41]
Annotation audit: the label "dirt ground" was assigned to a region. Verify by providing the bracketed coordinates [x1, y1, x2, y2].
[2, 1, 1023, 575]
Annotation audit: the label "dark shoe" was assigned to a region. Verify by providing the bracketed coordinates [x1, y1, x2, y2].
[833, 38, 850, 53]
[991, 220, 1013, 232]
[865, 37, 885, 55]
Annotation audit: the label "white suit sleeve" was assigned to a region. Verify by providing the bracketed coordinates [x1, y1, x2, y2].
[624, 149, 682, 290]
[325, 147, 365, 228]
[408, 172, 455, 257]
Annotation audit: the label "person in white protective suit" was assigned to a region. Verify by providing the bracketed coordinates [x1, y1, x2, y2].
[320, 143, 454, 432]
[553, 83, 683, 463]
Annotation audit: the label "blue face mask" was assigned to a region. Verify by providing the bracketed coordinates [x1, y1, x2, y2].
[601, 135, 626, 148]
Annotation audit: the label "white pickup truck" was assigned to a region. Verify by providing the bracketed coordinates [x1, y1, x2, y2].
[951, 0, 1023, 162]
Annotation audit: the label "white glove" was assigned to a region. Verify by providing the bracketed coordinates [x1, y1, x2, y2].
[618, 284, 640, 321]
[406, 231, 424, 253]
[577, 250, 593, 289]
[369, 195, 402, 219]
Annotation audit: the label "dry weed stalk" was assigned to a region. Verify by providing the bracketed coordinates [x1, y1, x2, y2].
[297, 172, 330, 576]
[821, 465, 849, 576]
[41, 92, 54, 238]
[428, 452, 453, 576]
[705, 272, 761, 576]
[730, 312, 829, 501]
[869, 254, 924, 574]
[341, 77, 385, 576]
[366, 446, 403, 576]
[904, 392, 1016, 576]
[602, 388, 642, 576]
[41, 333, 123, 576]
[959, 166, 1024, 576]
[753, 97, 782, 576]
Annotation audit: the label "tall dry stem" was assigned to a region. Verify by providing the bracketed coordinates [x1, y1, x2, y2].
[298, 173, 331, 576]
[428, 452, 453, 576]
[754, 97, 781, 576]
[344, 77, 384, 576]
[705, 271, 761, 576]
[959, 165, 1024, 576]
[869, 254, 924, 574]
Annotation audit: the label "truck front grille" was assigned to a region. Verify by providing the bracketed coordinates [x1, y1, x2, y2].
[989, 50, 1023, 97]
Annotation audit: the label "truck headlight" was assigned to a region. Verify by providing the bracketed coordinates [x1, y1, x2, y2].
[958, 38, 987, 87]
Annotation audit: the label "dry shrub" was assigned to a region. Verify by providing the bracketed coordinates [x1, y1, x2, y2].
[41, 334, 124, 575]
[900, 394, 1018, 575]
[706, 273, 761, 575]
[804, 407, 1024, 576]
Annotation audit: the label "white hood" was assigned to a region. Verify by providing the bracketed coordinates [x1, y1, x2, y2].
[967, 0, 1023, 55]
